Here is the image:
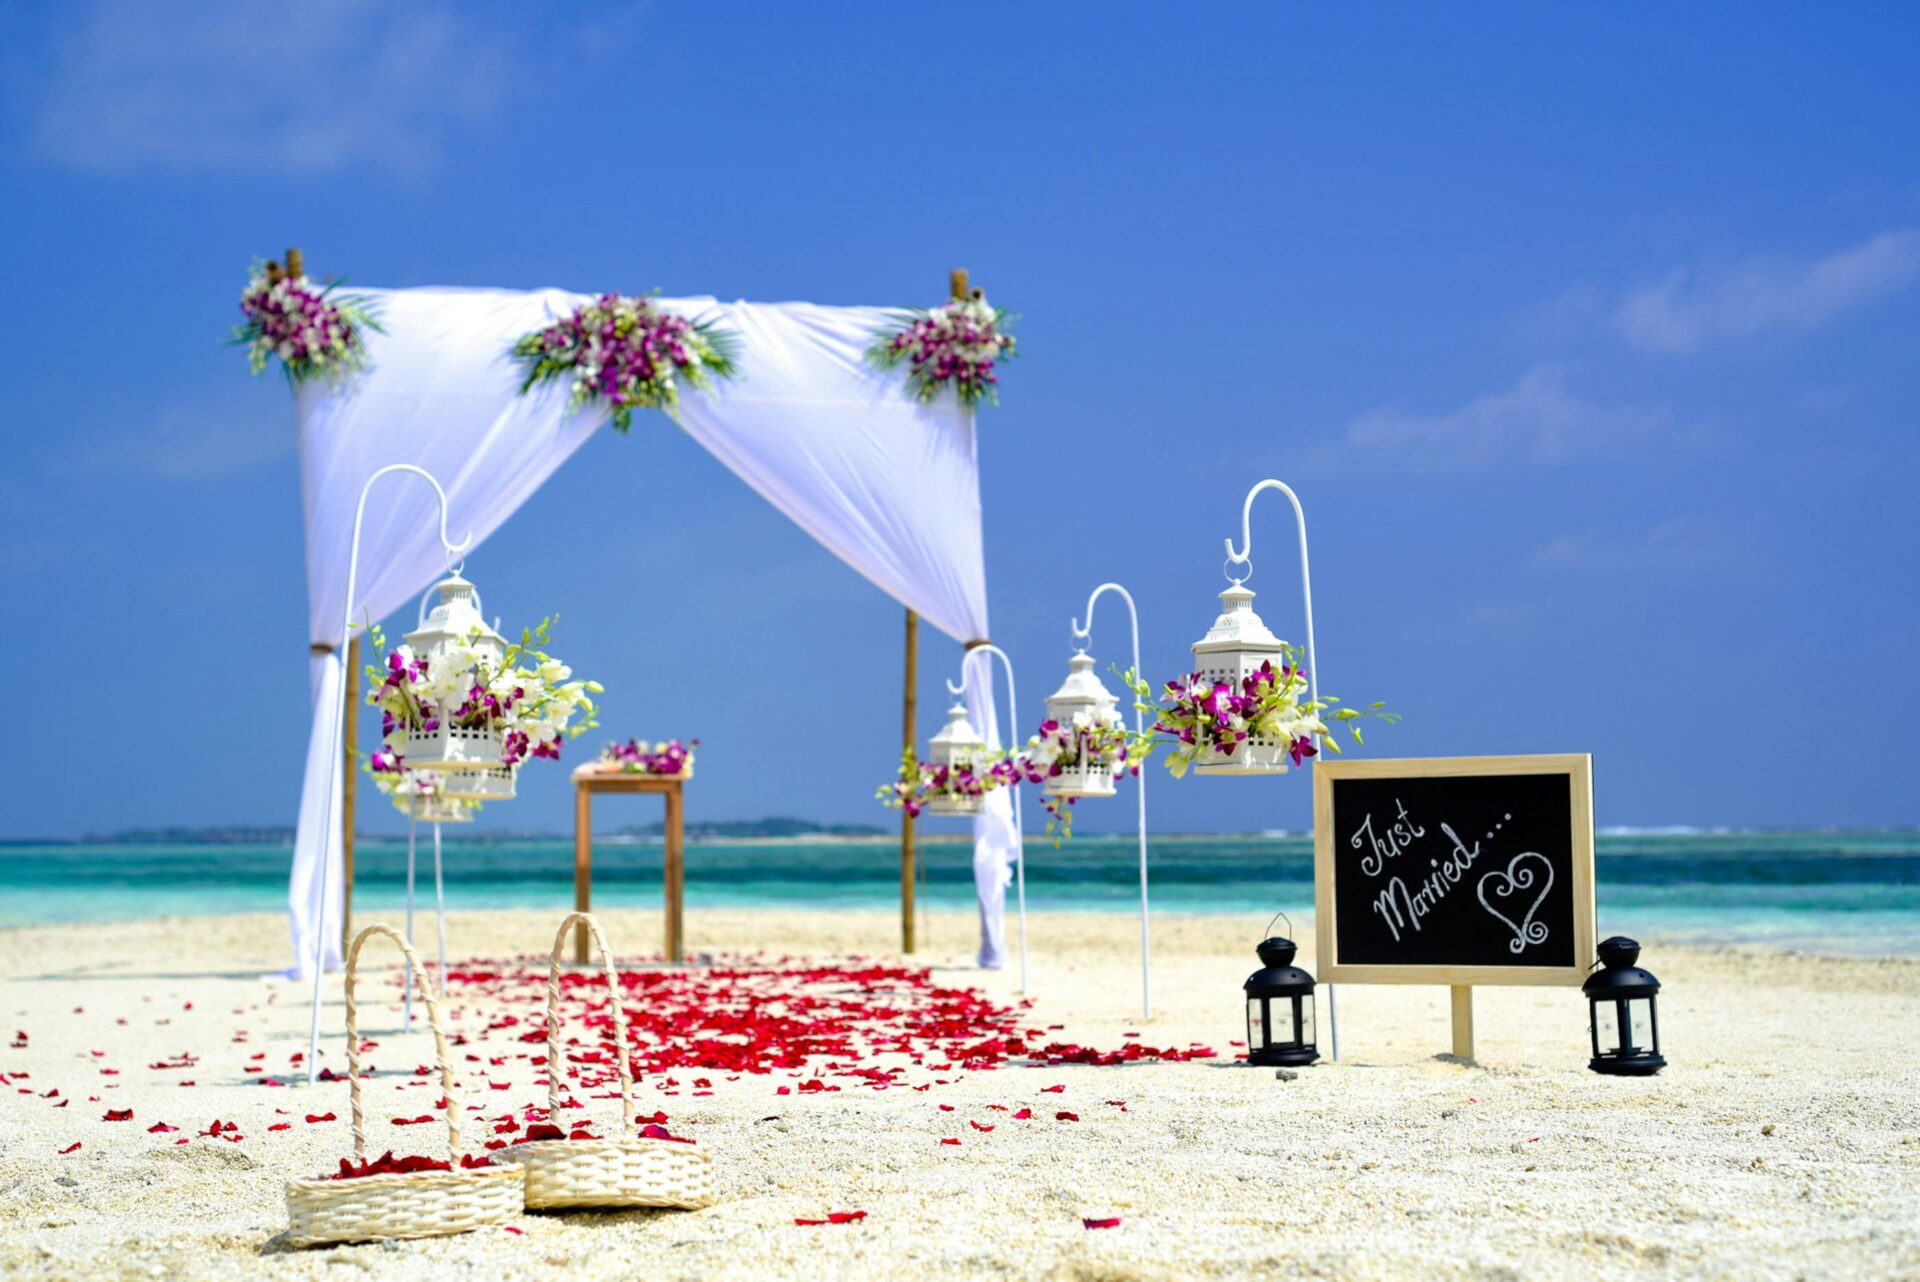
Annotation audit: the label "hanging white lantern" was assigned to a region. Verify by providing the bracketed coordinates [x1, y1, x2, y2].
[924, 700, 988, 816]
[1041, 652, 1122, 800]
[399, 573, 510, 772]
[1190, 583, 1294, 776]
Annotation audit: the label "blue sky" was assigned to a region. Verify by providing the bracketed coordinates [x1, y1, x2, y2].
[1, 2, 1915, 838]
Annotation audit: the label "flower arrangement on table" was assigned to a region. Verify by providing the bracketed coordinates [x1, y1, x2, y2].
[866, 292, 1017, 409]
[231, 258, 381, 384]
[513, 293, 740, 432]
[1123, 651, 1396, 779]
[876, 748, 1022, 819]
[363, 617, 602, 771]
[599, 738, 698, 778]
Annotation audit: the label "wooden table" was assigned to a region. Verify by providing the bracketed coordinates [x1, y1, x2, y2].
[571, 766, 688, 965]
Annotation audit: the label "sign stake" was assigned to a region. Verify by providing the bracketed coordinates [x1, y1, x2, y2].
[1450, 985, 1475, 1061]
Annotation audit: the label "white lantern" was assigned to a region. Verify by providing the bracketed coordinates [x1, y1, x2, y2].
[1041, 653, 1122, 800]
[1189, 583, 1294, 776]
[924, 700, 988, 816]
[399, 573, 510, 772]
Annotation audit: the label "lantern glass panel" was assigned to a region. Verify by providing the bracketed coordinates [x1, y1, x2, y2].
[1626, 998, 1655, 1052]
[1247, 997, 1266, 1047]
[1297, 994, 1315, 1047]
[1594, 1001, 1621, 1055]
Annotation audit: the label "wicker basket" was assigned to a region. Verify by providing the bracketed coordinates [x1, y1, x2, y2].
[492, 913, 716, 1211]
[283, 925, 525, 1247]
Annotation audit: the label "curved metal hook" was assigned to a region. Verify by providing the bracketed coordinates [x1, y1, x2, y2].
[1070, 582, 1136, 655]
[357, 463, 474, 568]
[1224, 479, 1305, 568]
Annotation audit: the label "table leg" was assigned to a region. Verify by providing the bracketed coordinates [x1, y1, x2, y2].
[665, 785, 684, 963]
[573, 785, 591, 964]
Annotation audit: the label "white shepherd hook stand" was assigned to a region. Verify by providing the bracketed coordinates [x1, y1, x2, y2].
[1224, 479, 1338, 1064]
[950, 645, 1029, 994]
[1071, 584, 1153, 1020]
[306, 464, 472, 1086]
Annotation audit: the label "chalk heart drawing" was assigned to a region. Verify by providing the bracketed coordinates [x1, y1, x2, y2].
[1476, 852, 1554, 955]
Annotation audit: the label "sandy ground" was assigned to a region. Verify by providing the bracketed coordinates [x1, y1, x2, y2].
[1, 907, 1916, 1281]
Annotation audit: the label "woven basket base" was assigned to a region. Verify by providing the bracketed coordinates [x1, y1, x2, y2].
[494, 1137, 716, 1210]
[283, 1166, 526, 1247]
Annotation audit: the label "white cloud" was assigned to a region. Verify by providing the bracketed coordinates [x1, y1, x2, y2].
[1341, 364, 1684, 466]
[1543, 230, 1920, 355]
[1529, 516, 1732, 573]
[16, 0, 623, 175]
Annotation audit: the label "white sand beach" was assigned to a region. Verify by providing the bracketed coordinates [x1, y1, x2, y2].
[2, 908, 1915, 1280]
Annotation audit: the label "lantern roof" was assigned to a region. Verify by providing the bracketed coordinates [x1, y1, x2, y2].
[1583, 936, 1661, 996]
[1044, 652, 1120, 721]
[1191, 584, 1286, 657]
[405, 572, 508, 664]
[927, 700, 985, 758]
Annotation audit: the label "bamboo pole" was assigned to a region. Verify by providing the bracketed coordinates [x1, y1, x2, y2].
[342, 634, 359, 953]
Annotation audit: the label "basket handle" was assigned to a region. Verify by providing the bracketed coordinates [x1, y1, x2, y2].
[345, 923, 464, 1162]
[545, 912, 637, 1131]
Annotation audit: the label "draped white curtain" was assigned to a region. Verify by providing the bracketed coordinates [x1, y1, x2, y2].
[284, 286, 1016, 976]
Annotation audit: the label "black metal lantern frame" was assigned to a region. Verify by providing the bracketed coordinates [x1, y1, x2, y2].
[1245, 912, 1319, 1068]
[1583, 936, 1666, 1076]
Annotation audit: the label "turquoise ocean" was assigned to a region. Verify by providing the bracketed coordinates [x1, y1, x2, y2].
[1, 831, 1914, 958]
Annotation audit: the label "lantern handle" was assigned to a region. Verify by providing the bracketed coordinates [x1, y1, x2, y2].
[1264, 910, 1295, 942]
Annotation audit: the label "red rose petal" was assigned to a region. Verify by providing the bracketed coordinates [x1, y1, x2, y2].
[304, 1113, 336, 1124]
[268, 1123, 291, 1132]
[103, 1108, 133, 1121]
[1083, 1216, 1122, 1230]
[1012, 1108, 1032, 1120]
[59, 1142, 81, 1154]
[1042, 1085, 1065, 1093]
[1055, 1111, 1079, 1122]
[147, 1122, 179, 1133]
[939, 1138, 960, 1146]
[969, 1120, 994, 1132]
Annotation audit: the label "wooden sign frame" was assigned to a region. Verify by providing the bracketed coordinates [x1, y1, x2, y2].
[1313, 754, 1596, 987]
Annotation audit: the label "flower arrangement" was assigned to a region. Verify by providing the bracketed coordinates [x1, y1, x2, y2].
[231, 259, 381, 384]
[866, 293, 1017, 409]
[329, 1151, 495, 1181]
[876, 748, 1020, 819]
[1123, 650, 1396, 778]
[1008, 708, 1157, 843]
[364, 617, 602, 770]
[600, 738, 698, 777]
[513, 293, 740, 432]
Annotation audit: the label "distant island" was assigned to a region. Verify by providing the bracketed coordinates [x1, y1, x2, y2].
[19, 817, 888, 846]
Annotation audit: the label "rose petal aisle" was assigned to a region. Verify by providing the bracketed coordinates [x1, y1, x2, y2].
[492, 913, 715, 1210]
[282, 925, 524, 1247]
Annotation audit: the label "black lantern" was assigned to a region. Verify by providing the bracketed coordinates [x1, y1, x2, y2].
[1244, 925, 1317, 1067]
[1583, 936, 1665, 1075]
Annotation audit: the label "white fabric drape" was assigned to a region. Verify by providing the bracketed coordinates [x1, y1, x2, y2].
[285, 287, 1014, 976]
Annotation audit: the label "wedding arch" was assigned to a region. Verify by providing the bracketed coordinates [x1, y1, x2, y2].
[273, 252, 1016, 978]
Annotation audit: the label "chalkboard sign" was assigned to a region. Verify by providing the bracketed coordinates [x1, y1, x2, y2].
[1313, 755, 1595, 986]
